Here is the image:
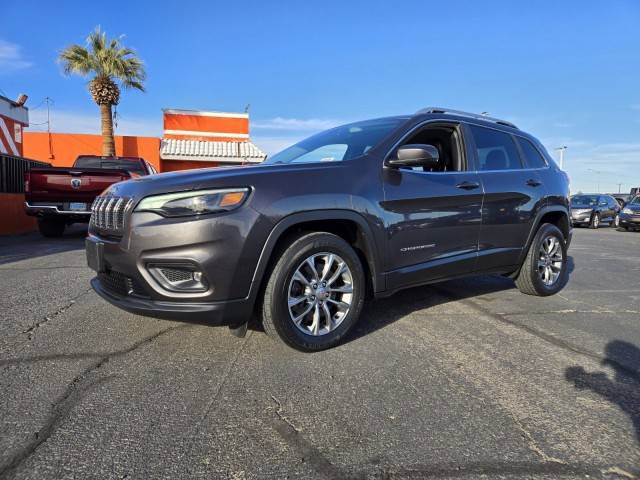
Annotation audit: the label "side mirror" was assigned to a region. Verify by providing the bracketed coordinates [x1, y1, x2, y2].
[387, 144, 440, 169]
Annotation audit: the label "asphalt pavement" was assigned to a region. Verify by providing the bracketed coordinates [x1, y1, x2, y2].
[1, 226, 639, 479]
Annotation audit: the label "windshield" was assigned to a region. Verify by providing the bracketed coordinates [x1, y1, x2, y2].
[264, 117, 406, 165]
[74, 156, 146, 175]
[630, 196, 640, 205]
[571, 195, 598, 207]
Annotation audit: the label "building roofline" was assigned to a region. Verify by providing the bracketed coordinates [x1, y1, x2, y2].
[162, 108, 248, 119]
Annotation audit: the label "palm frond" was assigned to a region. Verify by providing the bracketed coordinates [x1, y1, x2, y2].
[57, 26, 146, 93]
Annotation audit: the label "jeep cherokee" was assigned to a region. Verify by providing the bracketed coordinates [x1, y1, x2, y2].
[86, 107, 572, 351]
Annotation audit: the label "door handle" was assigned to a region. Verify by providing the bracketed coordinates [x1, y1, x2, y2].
[456, 181, 480, 190]
[526, 179, 542, 187]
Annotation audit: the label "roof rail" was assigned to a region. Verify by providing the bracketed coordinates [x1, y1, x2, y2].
[415, 107, 518, 129]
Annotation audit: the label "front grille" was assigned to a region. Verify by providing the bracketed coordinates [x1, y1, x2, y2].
[90, 196, 133, 232]
[98, 270, 148, 297]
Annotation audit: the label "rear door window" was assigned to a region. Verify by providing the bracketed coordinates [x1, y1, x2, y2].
[516, 137, 547, 168]
[468, 125, 523, 171]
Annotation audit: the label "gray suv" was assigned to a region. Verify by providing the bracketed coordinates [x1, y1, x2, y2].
[86, 107, 572, 351]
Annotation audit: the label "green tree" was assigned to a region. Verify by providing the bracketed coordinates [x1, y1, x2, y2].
[59, 27, 145, 156]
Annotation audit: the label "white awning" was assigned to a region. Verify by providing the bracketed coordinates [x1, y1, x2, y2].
[160, 139, 266, 163]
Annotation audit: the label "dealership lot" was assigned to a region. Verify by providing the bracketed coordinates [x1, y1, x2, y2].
[0, 227, 639, 479]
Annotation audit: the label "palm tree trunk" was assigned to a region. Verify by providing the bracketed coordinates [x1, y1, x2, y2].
[100, 103, 116, 157]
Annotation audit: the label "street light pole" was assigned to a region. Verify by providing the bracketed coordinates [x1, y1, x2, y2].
[555, 146, 567, 170]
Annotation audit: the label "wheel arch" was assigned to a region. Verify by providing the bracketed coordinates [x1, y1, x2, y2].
[248, 210, 383, 307]
[520, 206, 571, 265]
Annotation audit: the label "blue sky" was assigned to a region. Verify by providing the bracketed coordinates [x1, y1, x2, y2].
[2, 0, 639, 193]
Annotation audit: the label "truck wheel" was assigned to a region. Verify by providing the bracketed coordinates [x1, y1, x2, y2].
[261, 232, 365, 351]
[515, 223, 568, 296]
[589, 212, 600, 229]
[38, 218, 66, 237]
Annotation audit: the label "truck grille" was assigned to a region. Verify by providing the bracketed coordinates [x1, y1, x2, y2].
[90, 196, 133, 232]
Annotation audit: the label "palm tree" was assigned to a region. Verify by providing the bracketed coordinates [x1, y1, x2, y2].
[59, 27, 145, 157]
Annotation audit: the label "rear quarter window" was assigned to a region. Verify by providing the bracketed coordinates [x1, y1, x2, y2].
[516, 137, 547, 168]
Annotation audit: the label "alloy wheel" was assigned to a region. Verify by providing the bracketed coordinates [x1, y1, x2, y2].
[287, 252, 354, 336]
[537, 235, 564, 286]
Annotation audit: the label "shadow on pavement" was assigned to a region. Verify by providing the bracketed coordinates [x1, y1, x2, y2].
[0, 224, 87, 266]
[565, 340, 640, 445]
[345, 254, 575, 343]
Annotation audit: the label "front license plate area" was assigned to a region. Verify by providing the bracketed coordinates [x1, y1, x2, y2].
[86, 238, 105, 273]
[70, 202, 88, 211]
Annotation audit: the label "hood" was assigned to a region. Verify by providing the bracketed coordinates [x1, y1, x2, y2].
[103, 161, 345, 200]
[570, 206, 594, 211]
[624, 202, 640, 212]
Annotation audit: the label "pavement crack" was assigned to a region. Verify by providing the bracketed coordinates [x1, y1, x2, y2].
[21, 287, 93, 340]
[271, 395, 301, 432]
[182, 330, 253, 461]
[268, 395, 346, 480]
[0, 324, 188, 479]
[604, 466, 638, 479]
[431, 285, 640, 383]
[498, 309, 640, 316]
[511, 417, 567, 465]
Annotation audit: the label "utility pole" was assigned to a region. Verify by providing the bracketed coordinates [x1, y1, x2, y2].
[555, 146, 567, 170]
[617, 183, 623, 193]
[44, 97, 54, 160]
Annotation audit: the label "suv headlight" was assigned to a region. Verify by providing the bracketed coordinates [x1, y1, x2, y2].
[135, 188, 250, 217]
[623, 207, 634, 214]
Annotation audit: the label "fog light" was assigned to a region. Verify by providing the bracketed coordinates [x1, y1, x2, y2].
[147, 264, 208, 293]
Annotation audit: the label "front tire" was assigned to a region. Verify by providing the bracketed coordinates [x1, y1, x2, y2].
[611, 214, 620, 228]
[515, 223, 568, 296]
[261, 232, 365, 351]
[37, 218, 65, 237]
[589, 212, 600, 229]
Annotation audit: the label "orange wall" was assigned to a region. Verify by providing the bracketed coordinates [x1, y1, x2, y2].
[0, 194, 37, 235]
[23, 132, 161, 170]
[160, 159, 220, 172]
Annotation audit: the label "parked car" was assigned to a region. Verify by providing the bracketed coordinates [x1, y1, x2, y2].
[25, 156, 157, 237]
[612, 195, 631, 208]
[570, 194, 621, 228]
[619, 196, 640, 231]
[86, 107, 572, 351]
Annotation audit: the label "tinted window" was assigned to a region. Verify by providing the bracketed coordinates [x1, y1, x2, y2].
[469, 125, 522, 171]
[74, 157, 146, 175]
[286, 144, 349, 164]
[516, 137, 547, 168]
[265, 117, 406, 164]
[571, 195, 598, 207]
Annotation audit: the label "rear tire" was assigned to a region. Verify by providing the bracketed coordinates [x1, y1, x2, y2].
[589, 212, 600, 229]
[37, 218, 65, 237]
[261, 232, 365, 351]
[515, 223, 568, 296]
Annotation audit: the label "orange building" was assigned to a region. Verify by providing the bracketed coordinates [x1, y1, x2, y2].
[24, 109, 266, 172]
[6, 108, 266, 235]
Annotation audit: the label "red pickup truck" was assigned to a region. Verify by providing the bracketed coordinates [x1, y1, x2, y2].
[25, 155, 157, 237]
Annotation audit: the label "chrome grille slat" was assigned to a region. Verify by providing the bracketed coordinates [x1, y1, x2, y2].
[90, 195, 131, 234]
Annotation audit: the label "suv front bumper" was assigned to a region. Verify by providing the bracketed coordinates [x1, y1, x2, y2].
[90, 276, 253, 326]
[86, 206, 271, 327]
